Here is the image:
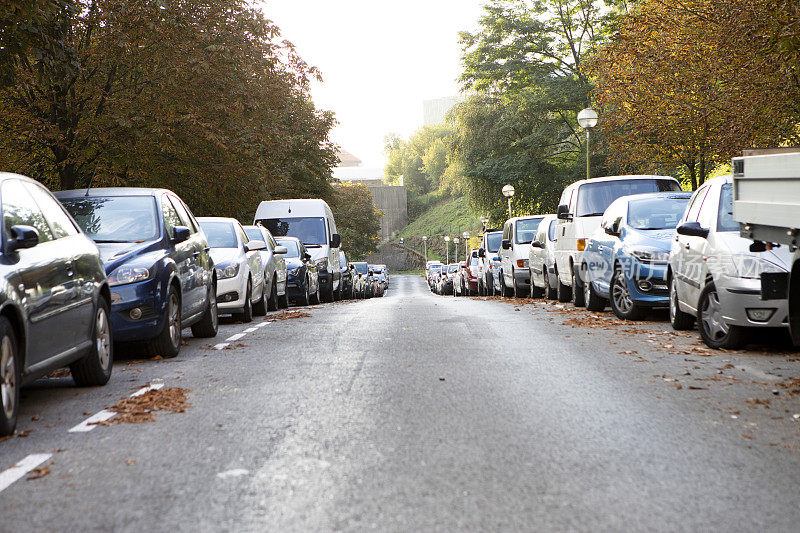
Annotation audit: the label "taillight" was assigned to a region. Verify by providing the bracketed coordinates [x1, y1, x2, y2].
[577, 238, 586, 251]
[517, 259, 525, 268]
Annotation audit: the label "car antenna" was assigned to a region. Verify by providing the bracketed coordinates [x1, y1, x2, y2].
[84, 164, 98, 197]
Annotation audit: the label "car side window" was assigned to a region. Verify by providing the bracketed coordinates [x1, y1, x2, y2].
[235, 224, 249, 246]
[2, 179, 54, 243]
[161, 195, 183, 237]
[548, 220, 556, 241]
[503, 223, 511, 241]
[168, 196, 198, 233]
[568, 187, 578, 214]
[684, 186, 709, 223]
[24, 182, 79, 239]
[697, 185, 719, 230]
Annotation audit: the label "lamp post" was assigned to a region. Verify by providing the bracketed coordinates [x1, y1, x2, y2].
[577, 108, 599, 181]
[453, 237, 460, 263]
[462, 231, 470, 259]
[502, 185, 515, 218]
[422, 236, 428, 263]
[480, 216, 489, 232]
[444, 235, 450, 264]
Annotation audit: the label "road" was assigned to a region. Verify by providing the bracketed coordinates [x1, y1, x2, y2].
[3, 274, 800, 531]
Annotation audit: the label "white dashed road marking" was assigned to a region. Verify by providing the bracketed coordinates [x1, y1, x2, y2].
[0, 453, 52, 493]
[69, 382, 165, 433]
[225, 333, 246, 342]
[213, 343, 230, 350]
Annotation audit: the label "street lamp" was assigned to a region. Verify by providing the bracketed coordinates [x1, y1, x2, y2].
[462, 231, 470, 259]
[502, 184, 515, 218]
[480, 216, 489, 232]
[422, 236, 428, 263]
[577, 107, 599, 181]
[444, 235, 450, 264]
[453, 237, 460, 262]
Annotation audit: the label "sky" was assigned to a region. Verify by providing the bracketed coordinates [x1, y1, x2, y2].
[259, 0, 486, 168]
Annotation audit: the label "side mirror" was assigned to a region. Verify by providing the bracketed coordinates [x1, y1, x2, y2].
[531, 240, 544, 249]
[676, 221, 709, 239]
[501, 239, 511, 250]
[557, 204, 572, 220]
[274, 245, 288, 255]
[605, 220, 620, 237]
[5, 225, 39, 253]
[245, 239, 266, 252]
[330, 233, 341, 248]
[172, 226, 191, 244]
[478, 248, 486, 258]
[303, 252, 312, 262]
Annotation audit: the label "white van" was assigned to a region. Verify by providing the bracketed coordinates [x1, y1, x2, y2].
[499, 215, 546, 297]
[254, 199, 342, 302]
[554, 175, 681, 306]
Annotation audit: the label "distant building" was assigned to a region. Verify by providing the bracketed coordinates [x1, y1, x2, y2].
[423, 96, 460, 126]
[336, 149, 362, 167]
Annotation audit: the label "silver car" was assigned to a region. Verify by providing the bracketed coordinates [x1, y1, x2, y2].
[244, 225, 289, 310]
[669, 175, 792, 349]
[528, 214, 558, 299]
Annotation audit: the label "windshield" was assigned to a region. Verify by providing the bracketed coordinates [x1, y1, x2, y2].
[431, 265, 443, 273]
[199, 221, 237, 248]
[717, 183, 738, 232]
[354, 262, 368, 274]
[244, 227, 264, 242]
[470, 256, 479, 266]
[276, 238, 301, 257]
[515, 218, 543, 244]
[627, 196, 690, 230]
[485, 232, 502, 253]
[447, 264, 458, 273]
[259, 216, 327, 246]
[577, 179, 681, 217]
[60, 196, 158, 243]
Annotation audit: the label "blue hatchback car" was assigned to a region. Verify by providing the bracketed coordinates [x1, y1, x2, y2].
[582, 192, 692, 319]
[56, 188, 218, 357]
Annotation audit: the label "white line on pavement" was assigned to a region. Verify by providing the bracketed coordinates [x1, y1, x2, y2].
[0, 453, 52, 493]
[69, 382, 166, 433]
[256, 321, 272, 327]
[243, 327, 258, 333]
[225, 333, 246, 342]
[213, 343, 230, 350]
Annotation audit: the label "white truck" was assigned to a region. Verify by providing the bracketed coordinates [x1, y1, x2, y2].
[732, 149, 800, 342]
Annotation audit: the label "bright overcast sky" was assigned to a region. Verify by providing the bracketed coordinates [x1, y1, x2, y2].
[258, 1, 485, 168]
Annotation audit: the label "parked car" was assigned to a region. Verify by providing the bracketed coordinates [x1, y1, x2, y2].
[352, 261, 372, 298]
[428, 263, 444, 291]
[244, 225, 289, 310]
[58, 187, 218, 358]
[669, 175, 793, 348]
[255, 199, 341, 302]
[453, 261, 469, 296]
[582, 192, 692, 318]
[465, 249, 480, 295]
[554, 175, 682, 306]
[376, 264, 389, 288]
[528, 215, 558, 299]
[477, 229, 503, 296]
[438, 263, 458, 295]
[371, 264, 388, 291]
[2, 174, 113, 435]
[198, 217, 266, 322]
[277, 237, 320, 305]
[499, 215, 545, 297]
[338, 251, 355, 299]
[426, 261, 443, 288]
[371, 267, 385, 297]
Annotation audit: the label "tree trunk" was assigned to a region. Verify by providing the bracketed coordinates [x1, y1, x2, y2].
[698, 153, 706, 187]
[686, 160, 697, 190]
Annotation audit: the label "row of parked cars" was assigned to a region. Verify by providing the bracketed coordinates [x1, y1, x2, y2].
[0, 174, 388, 436]
[427, 173, 795, 353]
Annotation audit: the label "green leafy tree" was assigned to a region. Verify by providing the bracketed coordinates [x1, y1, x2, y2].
[331, 183, 382, 260]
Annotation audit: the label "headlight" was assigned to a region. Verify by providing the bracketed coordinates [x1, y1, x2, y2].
[728, 254, 786, 279]
[629, 249, 670, 264]
[288, 266, 301, 275]
[108, 266, 152, 286]
[216, 263, 240, 280]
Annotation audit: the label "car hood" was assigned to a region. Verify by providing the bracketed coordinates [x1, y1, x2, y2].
[303, 246, 328, 262]
[284, 258, 304, 270]
[209, 247, 243, 267]
[713, 231, 793, 270]
[97, 240, 164, 274]
[622, 228, 676, 252]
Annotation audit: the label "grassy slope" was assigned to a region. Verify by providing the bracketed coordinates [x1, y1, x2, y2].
[395, 196, 482, 262]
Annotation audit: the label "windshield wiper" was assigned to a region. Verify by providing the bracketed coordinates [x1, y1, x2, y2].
[580, 212, 605, 217]
[304, 244, 322, 248]
[93, 239, 134, 243]
[636, 227, 667, 231]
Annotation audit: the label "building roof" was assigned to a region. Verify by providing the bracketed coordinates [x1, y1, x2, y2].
[336, 149, 362, 167]
[333, 167, 385, 181]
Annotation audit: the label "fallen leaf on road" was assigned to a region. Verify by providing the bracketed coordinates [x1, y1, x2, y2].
[268, 310, 311, 320]
[16, 429, 32, 437]
[27, 464, 50, 480]
[439, 377, 445, 381]
[95, 387, 191, 425]
[126, 459, 135, 466]
[688, 386, 707, 390]
[741, 434, 755, 440]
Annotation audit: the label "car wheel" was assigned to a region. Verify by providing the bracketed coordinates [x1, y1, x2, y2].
[71, 298, 113, 386]
[278, 285, 290, 308]
[335, 282, 343, 301]
[310, 280, 321, 304]
[556, 267, 572, 303]
[253, 278, 268, 316]
[544, 268, 557, 300]
[530, 277, 544, 298]
[501, 271, 513, 297]
[192, 284, 219, 338]
[0, 317, 20, 436]
[609, 267, 643, 320]
[266, 277, 279, 311]
[149, 285, 182, 358]
[669, 275, 695, 330]
[298, 278, 311, 306]
[698, 282, 748, 349]
[238, 280, 254, 323]
[583, 272, 607, 312]
[571, 265, 586, 307]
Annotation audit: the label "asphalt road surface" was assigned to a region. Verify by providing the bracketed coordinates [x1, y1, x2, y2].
[3, 274, 800, 531]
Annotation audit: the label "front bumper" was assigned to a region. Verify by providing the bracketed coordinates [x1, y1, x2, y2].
[217, 271, 248, 311]
[109, 276, 167, 342]
[513, 268, 530, 289]
[624, 261, 670, 308]
[718, 276, 790, 328]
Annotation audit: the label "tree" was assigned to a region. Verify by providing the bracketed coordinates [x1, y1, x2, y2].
[331, 183, 382, 260]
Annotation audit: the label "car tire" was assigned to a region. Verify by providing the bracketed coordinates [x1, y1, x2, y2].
[544, 268, 557, 300]
[556, 267, 571, 302]
[266, 277, 279, 311]
[311, 281, 321, 304]
[278, 286, 290, 308]
[698, 282, 748, 349]
[298, 278, 311, 306]
[149, 285, 182, 358]
[334, 282, 343, 301]
[669, 276, 695, 330]
[530, 278, 544, 298]
[191, 284, 219, 338]
[237, 280, 254, 323]
[71, 298, 114, 387]
[583, 274, 607, 312]
[571, 265, 586, 307]
[609, 267, 643, 320]
[253, 279, 268, 316]
[0, 317, 20, 437]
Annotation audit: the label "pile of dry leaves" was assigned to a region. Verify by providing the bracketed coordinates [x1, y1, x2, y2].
[267, 310, 311, 320]
[95, 387, 191, 425]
